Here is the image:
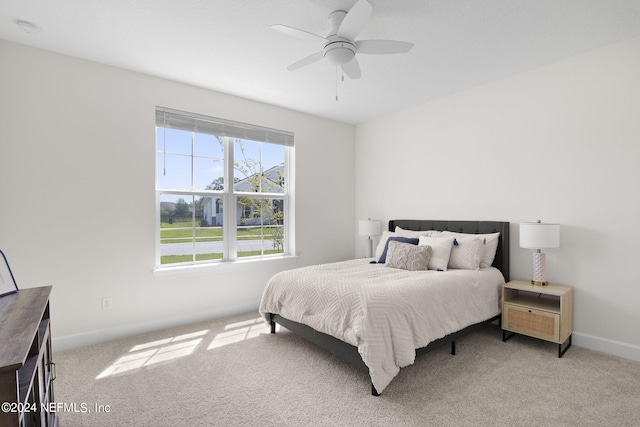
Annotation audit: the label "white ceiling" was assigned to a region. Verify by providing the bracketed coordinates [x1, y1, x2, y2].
[1, 0, 640, 124]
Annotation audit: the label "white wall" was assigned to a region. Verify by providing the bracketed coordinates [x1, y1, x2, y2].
[0, 40, 355, 350]
[355, 37, 640, 360]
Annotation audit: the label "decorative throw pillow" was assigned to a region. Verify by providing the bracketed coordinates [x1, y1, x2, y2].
[448, 236, 483, 270]
[418, 236, 455, 271]
[377, 237, 419, 264]
[385, 241, 432, 271]
[442, 231, 500, 268]
[375, 230, 395, 260]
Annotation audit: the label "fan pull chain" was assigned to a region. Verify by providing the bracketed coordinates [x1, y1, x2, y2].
[335, 68, 346, 101]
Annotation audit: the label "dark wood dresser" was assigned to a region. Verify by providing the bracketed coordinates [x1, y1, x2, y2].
[0, 286, 58, 426]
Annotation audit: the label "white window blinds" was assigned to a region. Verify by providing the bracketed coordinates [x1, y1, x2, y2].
[155, 107, 294, 147]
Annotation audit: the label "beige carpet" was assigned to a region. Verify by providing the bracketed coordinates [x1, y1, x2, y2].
[54, 311, 639, 427]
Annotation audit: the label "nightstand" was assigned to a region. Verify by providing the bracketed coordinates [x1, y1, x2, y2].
[502, 280, 573, 357]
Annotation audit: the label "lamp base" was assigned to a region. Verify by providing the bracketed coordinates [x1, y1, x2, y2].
[365, 238, 373, 258]
[531, 250, 547, 285]
[531, 280, 549, 286]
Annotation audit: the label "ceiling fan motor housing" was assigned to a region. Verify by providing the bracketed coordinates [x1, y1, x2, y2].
[323, 10, 356, 66]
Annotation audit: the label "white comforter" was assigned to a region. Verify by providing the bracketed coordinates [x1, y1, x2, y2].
[259, 259, 505, 393]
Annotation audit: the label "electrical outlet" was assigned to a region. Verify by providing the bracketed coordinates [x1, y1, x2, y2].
[101, 297, 112, 310]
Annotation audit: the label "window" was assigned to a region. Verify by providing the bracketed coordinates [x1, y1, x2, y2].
[155, 107, 294, 268]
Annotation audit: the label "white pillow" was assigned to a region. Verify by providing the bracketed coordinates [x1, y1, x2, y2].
[442, 231, 500, 268]
[448, 236, 483, 270]
[394, 226, 441, 238]
[418, 236, 455, 271]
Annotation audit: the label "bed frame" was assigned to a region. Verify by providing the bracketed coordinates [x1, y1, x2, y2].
[269, 220, 510, 395]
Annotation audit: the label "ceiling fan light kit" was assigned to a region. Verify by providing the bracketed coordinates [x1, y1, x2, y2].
[271, 0, 414, 80]
[324, 40, 356, 66]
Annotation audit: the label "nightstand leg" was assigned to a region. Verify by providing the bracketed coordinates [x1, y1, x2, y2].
[502, 330, 515, 342]
[558, 335, 572, 358]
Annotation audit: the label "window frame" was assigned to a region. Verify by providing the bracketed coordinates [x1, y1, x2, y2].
[154, 108, 295, 275]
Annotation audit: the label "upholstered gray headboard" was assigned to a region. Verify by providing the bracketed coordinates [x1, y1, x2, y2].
[388, 220, 510, 282]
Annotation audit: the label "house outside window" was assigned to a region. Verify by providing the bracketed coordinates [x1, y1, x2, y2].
[155, 107, 294, 267]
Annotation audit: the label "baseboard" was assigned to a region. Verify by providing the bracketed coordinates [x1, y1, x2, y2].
[52, 300, 261, 352]
[573, 332, 640, 362]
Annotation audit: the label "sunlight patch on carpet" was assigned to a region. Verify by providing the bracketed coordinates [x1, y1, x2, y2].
[208, 317, 269, 350]
[95, 330, 208, 379]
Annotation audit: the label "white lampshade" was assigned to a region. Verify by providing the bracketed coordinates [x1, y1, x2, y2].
[359, 219, 381, 237]
[520, 222, 560, 249]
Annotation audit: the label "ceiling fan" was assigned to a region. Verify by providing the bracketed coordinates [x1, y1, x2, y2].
[271, 0, 414, 79]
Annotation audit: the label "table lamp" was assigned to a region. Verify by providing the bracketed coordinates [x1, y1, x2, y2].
[520, 220, 560, 286]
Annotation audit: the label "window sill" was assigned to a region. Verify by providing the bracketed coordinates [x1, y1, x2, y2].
[153, 255, 299, 279]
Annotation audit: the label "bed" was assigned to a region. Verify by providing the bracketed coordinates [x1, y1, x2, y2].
[259, 220, 510, 395]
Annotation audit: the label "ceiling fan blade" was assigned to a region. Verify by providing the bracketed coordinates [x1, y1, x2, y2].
[287, 51, 324, 71]
[337, 0, 372, 41]
[271, 24, 327, 43]
[341, 57, 361, 79]
[356, 40, 414, 54]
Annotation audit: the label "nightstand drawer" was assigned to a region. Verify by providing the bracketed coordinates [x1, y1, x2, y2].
[503, 303, 560, 342]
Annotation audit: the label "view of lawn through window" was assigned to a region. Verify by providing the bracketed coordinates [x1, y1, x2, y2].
[156, 108, 293, 266]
